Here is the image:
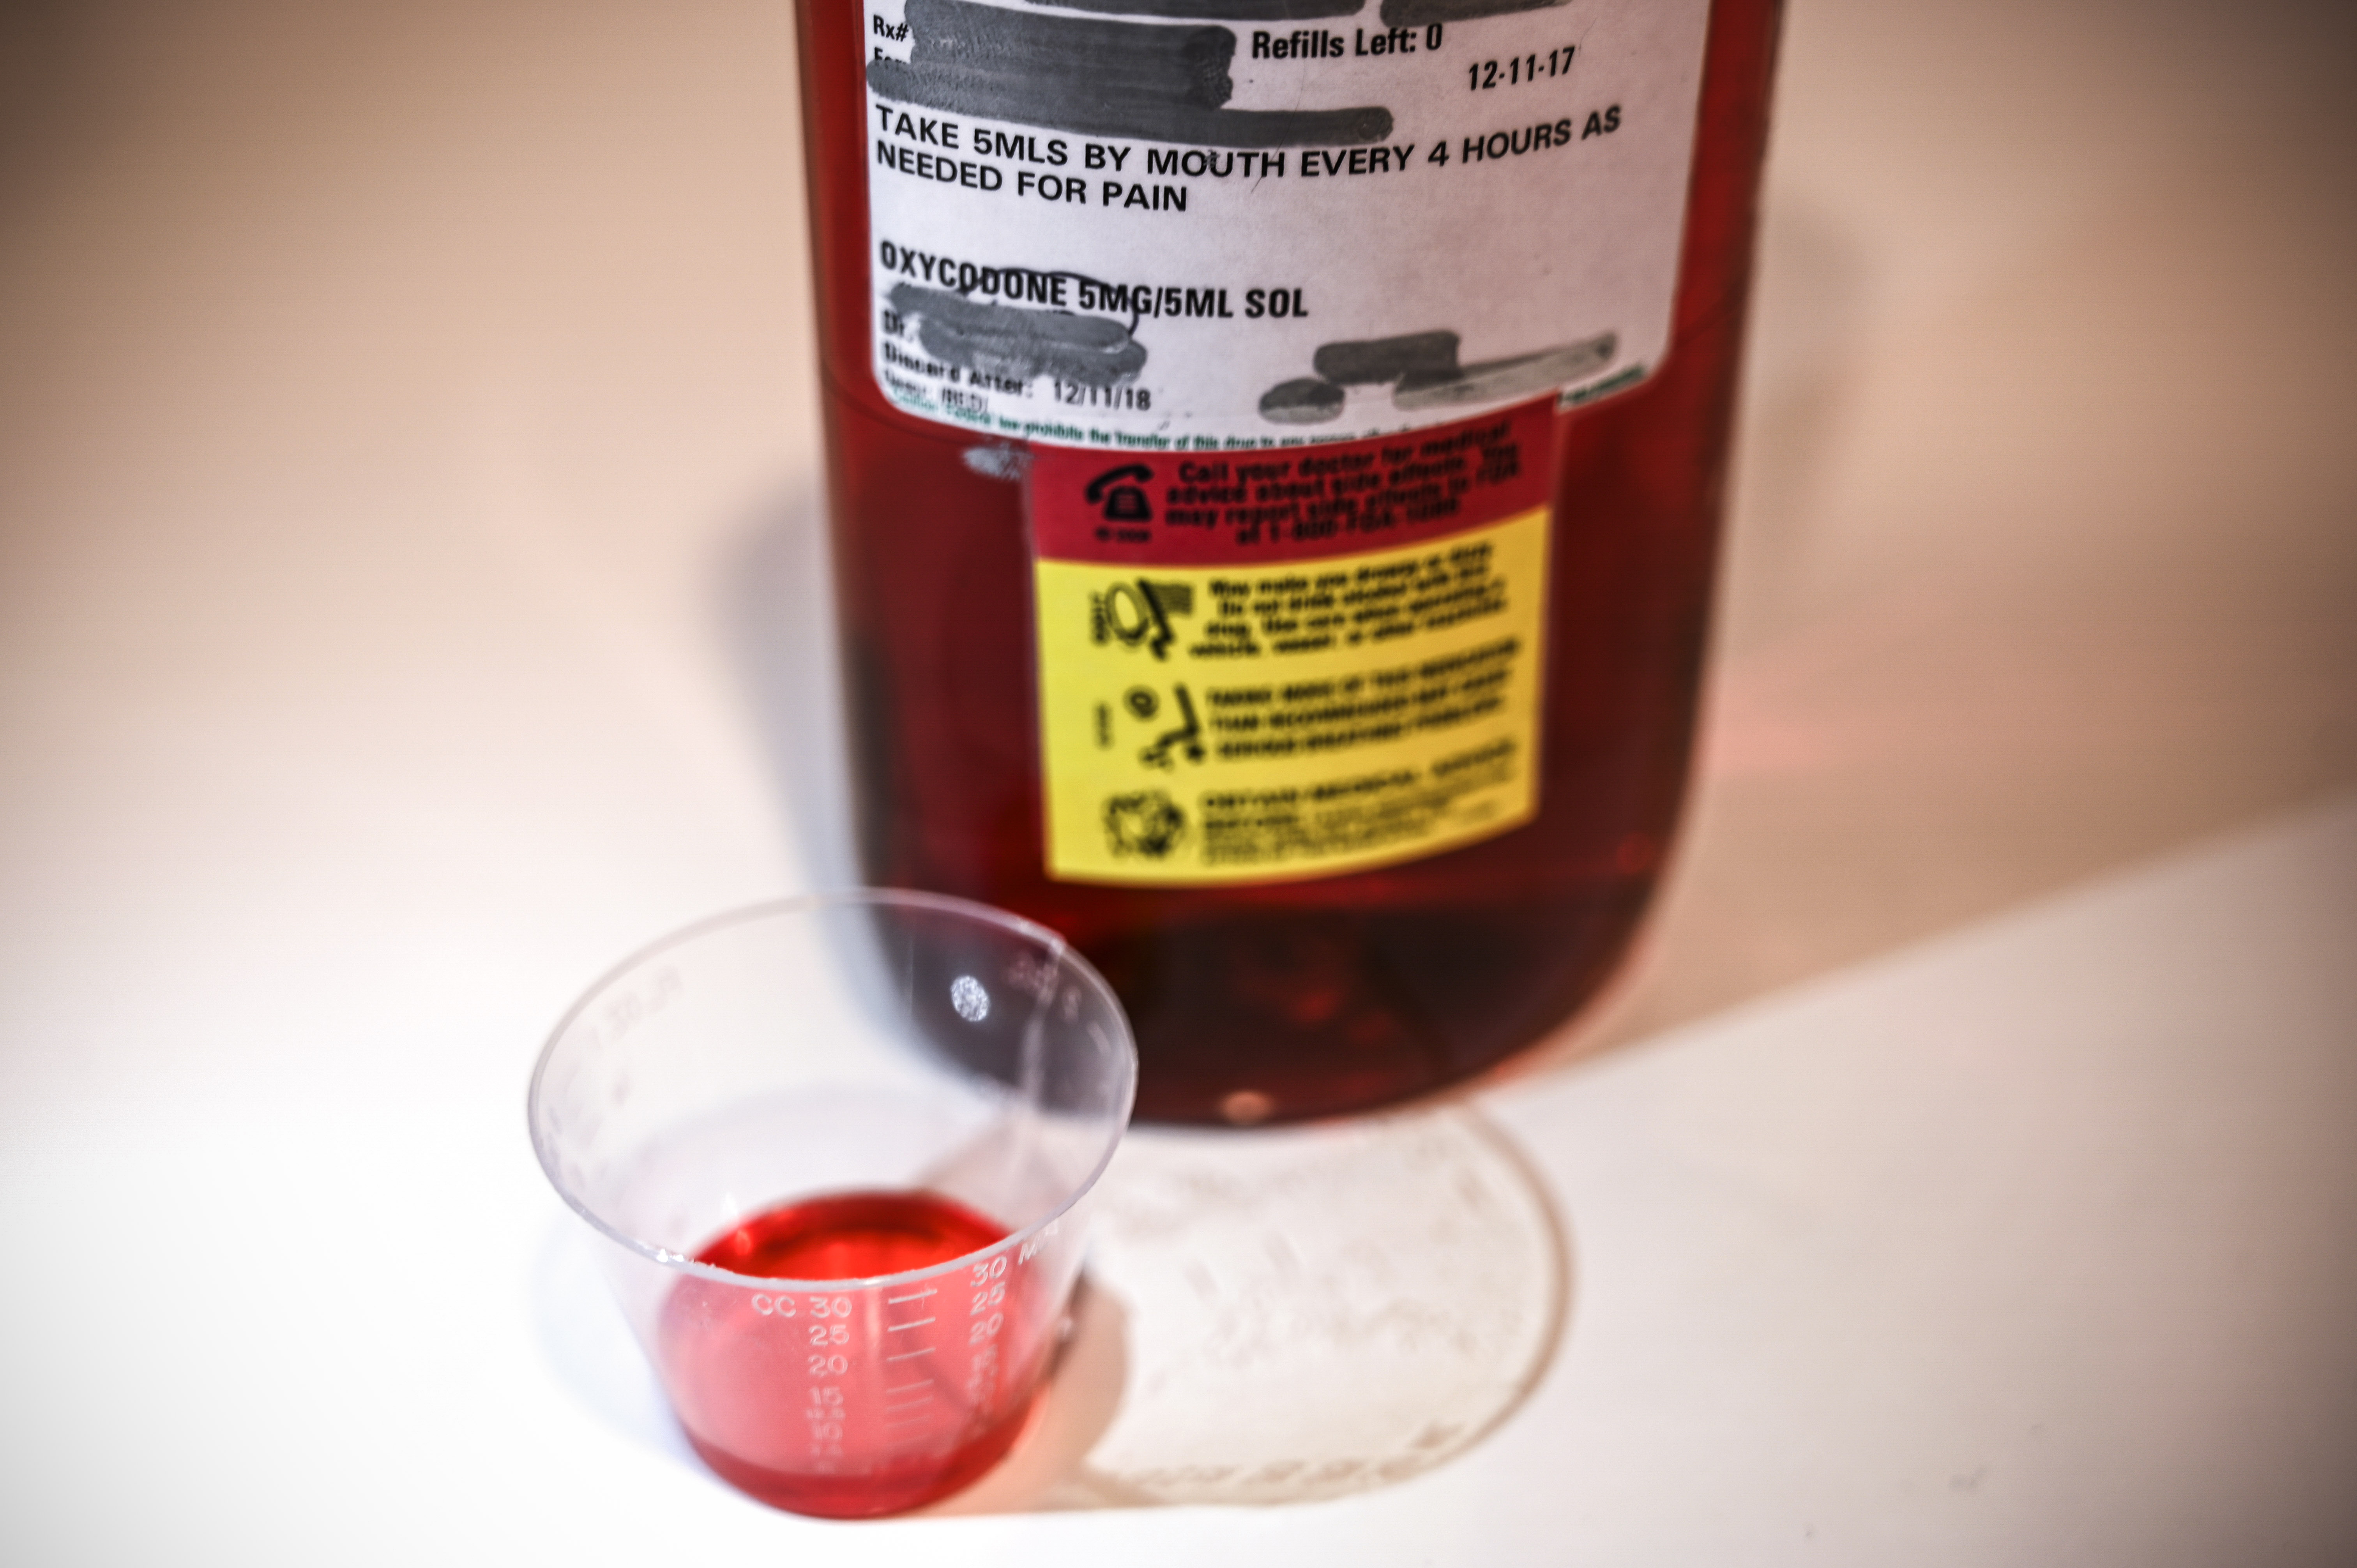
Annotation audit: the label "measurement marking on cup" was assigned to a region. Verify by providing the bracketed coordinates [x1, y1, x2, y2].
[886, 1381, 932, 1395]
[886, 1346, 938, 1361]
[885, 1288, 937, 1304]
[886, 1317, 938, 1331]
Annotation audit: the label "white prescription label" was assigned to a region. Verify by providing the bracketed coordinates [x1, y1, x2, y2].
[860, 0, 1709, 451]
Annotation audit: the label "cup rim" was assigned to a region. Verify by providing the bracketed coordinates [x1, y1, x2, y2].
[526, 887, 1138, 1291]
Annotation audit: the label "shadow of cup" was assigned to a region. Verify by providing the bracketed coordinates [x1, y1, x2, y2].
[941, 1103, 1571, 1511]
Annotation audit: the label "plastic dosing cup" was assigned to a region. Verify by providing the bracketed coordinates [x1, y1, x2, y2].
[528, 893, 1137, 1518]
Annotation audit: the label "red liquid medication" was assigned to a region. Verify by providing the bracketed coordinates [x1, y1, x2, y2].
[658, 1191, 1042, 1518]
[796, 0, 1782, 1121]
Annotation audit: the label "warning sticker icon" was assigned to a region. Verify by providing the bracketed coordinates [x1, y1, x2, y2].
[1104, 791, 1186, 859]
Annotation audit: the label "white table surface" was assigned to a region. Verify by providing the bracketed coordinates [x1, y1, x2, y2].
[4, 1, 2354, 1562]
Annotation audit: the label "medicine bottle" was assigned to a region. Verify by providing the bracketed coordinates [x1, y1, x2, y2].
[796, 0, 1781, 1122]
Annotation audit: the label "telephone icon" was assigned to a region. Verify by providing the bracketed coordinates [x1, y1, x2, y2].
[1085, 464, 1154, 523]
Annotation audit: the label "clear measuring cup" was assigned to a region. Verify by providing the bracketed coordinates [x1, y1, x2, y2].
[528, 892, 1136, 1518]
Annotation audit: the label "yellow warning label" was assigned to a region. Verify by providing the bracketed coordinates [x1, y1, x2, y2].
[1036, 507, 1549, 885]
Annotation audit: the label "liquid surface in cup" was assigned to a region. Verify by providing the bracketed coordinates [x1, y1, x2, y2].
[659, 1190, 1044, 1518]
[697, 1189, 1007, 1280]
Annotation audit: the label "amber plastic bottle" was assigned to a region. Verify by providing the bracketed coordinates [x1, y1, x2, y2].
[796, 0, 1781, 1123]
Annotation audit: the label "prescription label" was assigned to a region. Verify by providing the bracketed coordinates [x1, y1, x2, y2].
[1030, 399, 1552, 885]
[860, 0, 1709, 449]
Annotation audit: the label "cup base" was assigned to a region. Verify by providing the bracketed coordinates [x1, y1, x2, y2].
[681, 1389, 1042, 1519]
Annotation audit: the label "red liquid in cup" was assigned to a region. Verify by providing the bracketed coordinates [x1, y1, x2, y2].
[658, 1191, 1045, 1518]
